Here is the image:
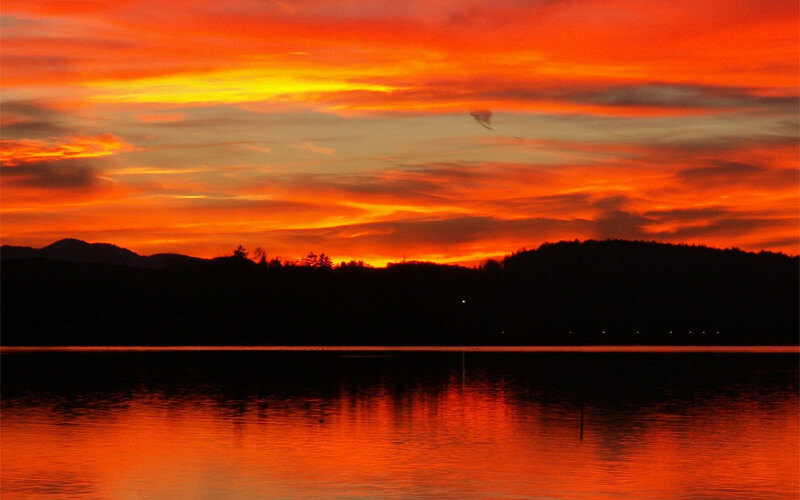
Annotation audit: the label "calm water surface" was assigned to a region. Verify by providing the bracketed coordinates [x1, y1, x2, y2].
[2, 349, 798, 498]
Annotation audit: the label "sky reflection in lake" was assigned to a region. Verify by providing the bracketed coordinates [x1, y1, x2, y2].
[2, 351, 798, 498]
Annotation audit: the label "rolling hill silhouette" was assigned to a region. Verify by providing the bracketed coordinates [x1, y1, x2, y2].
[2, 238, 203, 268]
[1, 239, 797, 346]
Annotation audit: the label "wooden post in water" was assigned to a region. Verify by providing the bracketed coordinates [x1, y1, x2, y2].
[579, 367, 585, 441]
[461, 350, 466, 389]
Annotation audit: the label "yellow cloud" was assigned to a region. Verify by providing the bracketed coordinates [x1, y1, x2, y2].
[85, 69, 397, 105]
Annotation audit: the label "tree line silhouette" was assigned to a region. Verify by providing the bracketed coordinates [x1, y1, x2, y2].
[2, 239, 797, 346]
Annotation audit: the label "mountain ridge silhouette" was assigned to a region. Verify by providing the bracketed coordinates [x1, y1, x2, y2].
[2, 237, 795, 269]
[2, 238, 204, 268]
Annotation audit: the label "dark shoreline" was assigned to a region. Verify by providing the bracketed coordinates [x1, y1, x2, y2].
[3, 345, 799, 353]
[4, 239, 798, 346]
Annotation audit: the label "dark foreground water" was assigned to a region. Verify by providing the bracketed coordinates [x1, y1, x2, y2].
[2, 348, 798, 498]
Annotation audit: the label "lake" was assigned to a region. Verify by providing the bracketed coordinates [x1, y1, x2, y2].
[2, 347, 798, 498]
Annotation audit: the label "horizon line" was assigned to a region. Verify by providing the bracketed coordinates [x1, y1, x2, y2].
[2, 345, 798, 353]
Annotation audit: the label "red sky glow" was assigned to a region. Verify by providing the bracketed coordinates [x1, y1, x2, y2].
[1, 0, 798, 265]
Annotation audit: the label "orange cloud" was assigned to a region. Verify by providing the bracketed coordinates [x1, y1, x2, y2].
[1, 134, 134, 166]
[292, 142, 335, 156]
[5, 145, 795, 265]
[134, 113, 187, 123]
[3, 1, 796, 113]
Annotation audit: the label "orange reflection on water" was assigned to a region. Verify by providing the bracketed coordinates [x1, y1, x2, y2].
[2, 367, 798, 499]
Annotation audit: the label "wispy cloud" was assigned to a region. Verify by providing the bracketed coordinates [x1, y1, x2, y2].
[134, 113, 187, 123]
[0, 134, 134, 166]
[292, 142, 335, 155]
[2, 158, 101, 189]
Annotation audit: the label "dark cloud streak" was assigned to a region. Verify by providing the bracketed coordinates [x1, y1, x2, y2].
[470, 110, 493, 129]
[2, 159, 100, 189]
[677, 161, 763, 181]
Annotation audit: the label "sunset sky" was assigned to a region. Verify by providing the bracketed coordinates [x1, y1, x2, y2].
[2, 0, 798, 265]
